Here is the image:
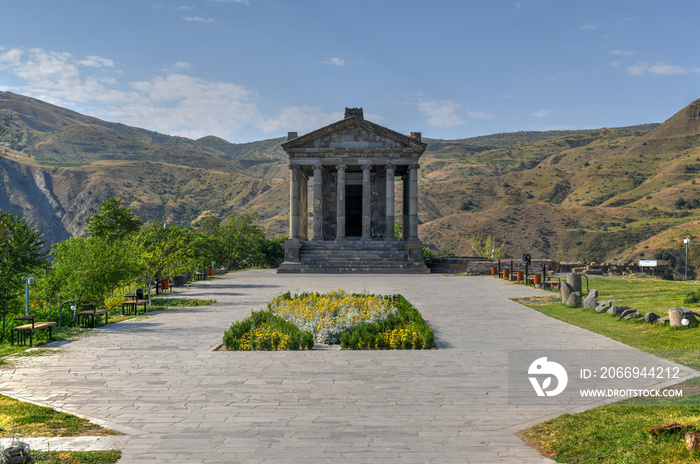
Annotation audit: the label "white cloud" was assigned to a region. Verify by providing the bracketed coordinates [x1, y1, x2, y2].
[626, 61, 689, 76]
[468, 111, 495, 119]
[260, 106, 342, 133]
[323, 57, 345, 67]
[532, 109, 551, 118]
[0, 47, 266, 140]
[0, 48, 132, 106]
[609, 50, 636, 56]
[77, 56, 114, 68]
[418, 100, 463, 127]
[0, 46, 367, 140]
[580, 23, 600, 30]
[184, 16, 216, 22]
[118, 74, 260, 139]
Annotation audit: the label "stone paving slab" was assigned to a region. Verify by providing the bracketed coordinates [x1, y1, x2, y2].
[0, 271, 696, 463]
[0, 436, 131, 452]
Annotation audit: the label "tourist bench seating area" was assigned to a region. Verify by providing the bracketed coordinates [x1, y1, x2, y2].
[122, 288, 148, 316]
[11, 315, 56, 347]
[77, 303, 110, 328]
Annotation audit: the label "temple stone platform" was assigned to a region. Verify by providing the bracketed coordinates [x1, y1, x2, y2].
[278, 240, 429, 274]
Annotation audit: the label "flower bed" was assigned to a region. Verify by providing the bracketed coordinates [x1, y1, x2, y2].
[222, 290, 435, 351]
[339, 294, 435, 349]
[223, 310, 314, 351]
[269, 290, 399, 344]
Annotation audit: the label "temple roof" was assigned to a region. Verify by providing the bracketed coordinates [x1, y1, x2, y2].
[282, 114, 427, 154]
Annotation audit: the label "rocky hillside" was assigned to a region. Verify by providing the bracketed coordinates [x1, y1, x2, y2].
[2, 90, 700, 269]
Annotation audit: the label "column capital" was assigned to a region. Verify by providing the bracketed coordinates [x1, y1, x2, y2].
[289, 164, 300, 172]
[313, 163, 323, 171]
[409, 162, 420, 170]
[385, 163, 395, 171]
[335, 163, 347, 171]
[361, 164, 372, 171]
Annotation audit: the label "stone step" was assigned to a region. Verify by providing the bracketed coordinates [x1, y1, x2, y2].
[279, 266, 430, 274]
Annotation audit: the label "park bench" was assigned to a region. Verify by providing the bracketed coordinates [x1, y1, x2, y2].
[122, 288, 148, 316]
[77, 303, 109, 328]
[11, 315, 56, 347]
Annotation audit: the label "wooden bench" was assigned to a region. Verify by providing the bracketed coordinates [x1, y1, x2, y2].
[77, 303, 110, 328]
[121, 299, 147, 316]
[11, 315, 56, 347]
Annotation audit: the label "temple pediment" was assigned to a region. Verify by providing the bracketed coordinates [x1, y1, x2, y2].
[282, 116, 426, 154]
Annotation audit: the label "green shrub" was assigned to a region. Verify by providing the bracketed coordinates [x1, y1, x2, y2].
[223, 311, 313, 350]
[339, 295, 435, 350]
[684, 289, 700, 305]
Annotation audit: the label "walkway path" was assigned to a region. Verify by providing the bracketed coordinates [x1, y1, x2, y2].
[0, 271, 694, 463]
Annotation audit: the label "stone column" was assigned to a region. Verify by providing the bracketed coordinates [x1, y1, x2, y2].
[402, 174, 409, 240]
[300, 172, 308, 239]
[361, 164, 371, 241]
[408, 163, 419, 239]
[312, 163, 323, 241]
[288, 164, 299, 239]
[385, 163, 395, 241]
[336, 164, 346, 240]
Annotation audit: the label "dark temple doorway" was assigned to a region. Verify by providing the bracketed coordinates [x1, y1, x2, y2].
[345, 184, 362, 237]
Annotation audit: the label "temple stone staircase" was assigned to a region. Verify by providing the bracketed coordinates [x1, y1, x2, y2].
[277, 240, 429, 274]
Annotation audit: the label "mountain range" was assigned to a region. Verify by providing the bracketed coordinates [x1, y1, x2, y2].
[2, 90, 700, 269]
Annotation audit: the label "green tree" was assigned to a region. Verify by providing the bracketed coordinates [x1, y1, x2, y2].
[217, 213, 267, 270]
[46, 236, 141, 307]
[86, 198, 142, 240]
[0, 211, 48, 342]
[136, 221, 211, 303]
[469, 236, 506, 259]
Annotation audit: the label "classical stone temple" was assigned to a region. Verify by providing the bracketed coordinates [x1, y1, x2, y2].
[277, 108, 429, 273]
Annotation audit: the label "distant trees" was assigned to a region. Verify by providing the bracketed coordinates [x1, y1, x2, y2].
[469, 236, 506, 259]
[201, 214, 268, 271]
[0, 118, 17, 161]
[86, 198, 142, 240]
[0, 211, 48, 342]
[135, 220, 209, 303]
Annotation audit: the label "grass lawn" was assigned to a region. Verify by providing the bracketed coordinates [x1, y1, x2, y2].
[518, 275, 700, 463]
[30, 450, 121, 464]
[517, 276, 700, 368]
[0, 395, 120, 438]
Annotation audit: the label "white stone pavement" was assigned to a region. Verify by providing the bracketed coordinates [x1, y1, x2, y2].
[0, 270, 695, 463]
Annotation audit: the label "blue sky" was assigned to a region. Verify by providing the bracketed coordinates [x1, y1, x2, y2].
[0, 0, 698, 143]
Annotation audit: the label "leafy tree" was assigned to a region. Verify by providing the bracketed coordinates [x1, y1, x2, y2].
[46, 236, 141, 307]
[136, 221, 212, 303]
[86, 198, 142, 240]
[0, 211, 47, 342]
[261, 236, 286, 268]
[216, 213, 267, 270]
[469, 235, 506, 259]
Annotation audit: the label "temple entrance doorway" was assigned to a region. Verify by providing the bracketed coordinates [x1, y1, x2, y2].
[345, 184, 362, 238]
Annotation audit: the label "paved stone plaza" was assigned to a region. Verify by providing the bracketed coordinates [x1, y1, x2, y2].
[0, 270, 695, 463]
